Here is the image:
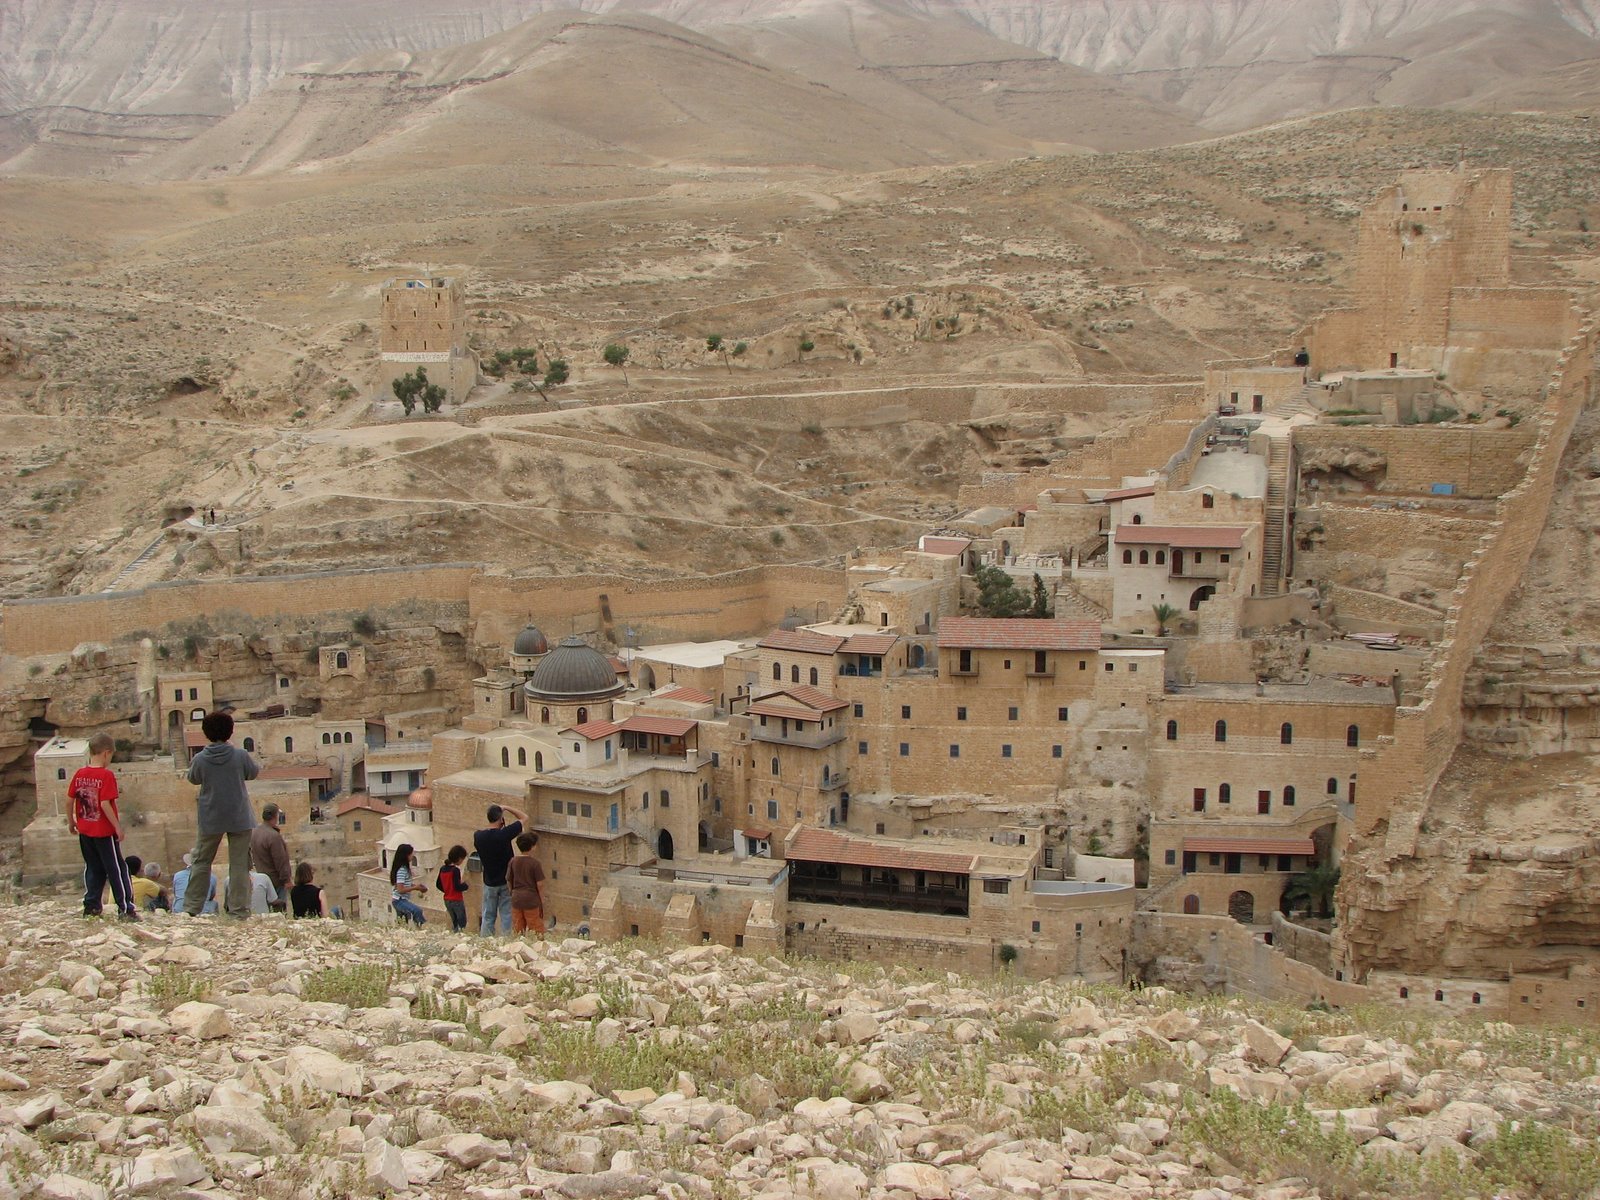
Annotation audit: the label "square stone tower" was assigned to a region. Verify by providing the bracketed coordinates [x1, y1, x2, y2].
[378, 276, 477, 406]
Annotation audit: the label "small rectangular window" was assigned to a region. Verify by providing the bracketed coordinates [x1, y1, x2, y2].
[1164, 849, 1176, 865]
[957, 706, 967, 721]
[1052, 745, 1062, 758]
[767, 799, 778, 819]
[899, 742, 909, 757]
[901, 705, 911, 719]
[949, 745, 960, 758]
[858, 741, 868, 755]
[982, 879, 1009, 894]
[566, 801, 578, 815]
[1057, 707, 1069, 721]
[580, 804, 592, 818]
[1001, 745, 1012, 758]
[711, 751, 720, 767]
[551, 799, 561, 814]
[853, 703, 863, 718]
[1008, 706, 1019, 721]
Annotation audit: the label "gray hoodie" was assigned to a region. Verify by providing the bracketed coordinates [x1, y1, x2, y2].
[186, 742, 261, 835]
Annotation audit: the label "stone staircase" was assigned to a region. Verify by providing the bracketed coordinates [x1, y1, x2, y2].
[1054, 580, 1108, 621]
[1260, 437, 1291, 596]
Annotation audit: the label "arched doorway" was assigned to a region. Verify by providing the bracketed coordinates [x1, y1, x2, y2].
[1189, 585, 1215, 611]
[1228, 890, 1255, 925]
[1182, 894, 1200, 915]
[657, 829, 674, 861]
[698, 822, 710, 851]
[637, 664, 656, 691]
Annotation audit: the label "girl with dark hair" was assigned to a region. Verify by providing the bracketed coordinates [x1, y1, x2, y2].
[437, 844, 469, 932]
[390, 843, 426, 925]
[290, 860, 330, 918]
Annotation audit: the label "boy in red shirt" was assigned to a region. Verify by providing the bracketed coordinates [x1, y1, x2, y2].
[68, 733, 138, 920]
[436, 844, 470, 933]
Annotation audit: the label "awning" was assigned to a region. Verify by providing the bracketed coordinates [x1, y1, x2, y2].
[1183, 837, 1315, 856]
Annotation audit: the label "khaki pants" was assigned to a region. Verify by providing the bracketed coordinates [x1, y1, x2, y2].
[512, 907, 544, 938]
[185, 830, 253, 919]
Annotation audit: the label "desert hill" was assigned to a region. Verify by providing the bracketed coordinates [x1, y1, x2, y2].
[7, 0, 1600, 176]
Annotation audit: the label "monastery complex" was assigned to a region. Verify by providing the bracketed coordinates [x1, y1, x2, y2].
[8, 168, 1599, 1028]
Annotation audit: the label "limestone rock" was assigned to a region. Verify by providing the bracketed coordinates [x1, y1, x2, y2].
[1242, 1020, 1294, 1066]
[167, 1002, 231, 1041]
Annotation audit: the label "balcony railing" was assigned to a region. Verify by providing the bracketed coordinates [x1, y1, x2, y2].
[789, 877, 970, 916]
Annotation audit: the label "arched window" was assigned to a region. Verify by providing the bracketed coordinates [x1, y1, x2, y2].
[243, 737, 255, 752]
[535, 752, 543, 772]
[770, 757, 780, 777]
[1347, 724, 1360, 747]
[517, 747, 526, 766]
[1132, 514, 1143, 525]
[1202, 493, 1215, 509]
[1214, 720, 1226, 743]
[642, 792, 650, 809]
[501, 747, 509, 767]
[57, 768, 66, 780]
[1138, 550, 1149, 565]
[576, 707, 588, 724]
[1219, 783, 1231, 803]
[1399, 986, 1409, 999]
[1122, 549, 1133, 564]
[1283, 785, 1296, 806]
[1155, 550, 1166, 564]
[1165, 719, 1178, 741]
[540, 706, 550, 723]
[659, 788, 669, 807]
[809, 667, 819, 686]
[1280, 722, 1293, 745]
[772, 663, 781, 681]
[284, 736, 293, 753]
[335, 651, 348, 669]
[822, 765, 830, 785]
[791, 665, 800, 684]
[322, 733, 331, 745]
[1327, 777, 1338, 794]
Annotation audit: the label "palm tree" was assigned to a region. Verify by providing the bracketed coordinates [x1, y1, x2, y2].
[1283, 863, 1341, 919]
[1152, 602, 1179, 636]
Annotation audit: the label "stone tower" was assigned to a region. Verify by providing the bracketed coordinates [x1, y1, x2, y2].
[378, 276, 477, 406]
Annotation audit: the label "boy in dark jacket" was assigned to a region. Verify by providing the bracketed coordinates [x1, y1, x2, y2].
[183, 711, 260, 920]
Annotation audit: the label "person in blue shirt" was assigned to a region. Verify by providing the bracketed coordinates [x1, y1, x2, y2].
[172, 851, 218, 915]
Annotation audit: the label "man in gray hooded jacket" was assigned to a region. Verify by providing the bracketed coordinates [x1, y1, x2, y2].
[183, 711, 260, 919]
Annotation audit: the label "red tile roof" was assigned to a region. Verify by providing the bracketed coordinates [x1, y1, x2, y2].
[747, 701, 826, 723]
[660, 686, 714, 705]
[743, 829, 771, 841]
[337, 795, 396, 817]
[918, 536, 972, 556]
[609, 656, 628, 674]
[841, 633, 898, 655]
[258, 764, 333, 781]
[758, 629, 846, 654]
[184, 729, 208, 748]
[783, 684, 848, 712]
[936, 617, 1101, 651]
[1115, 524, 1247, 549]
[619, 715, 697, 737]
[563, 720, 620, 741]
[788, 828, 976, 874]
[1103, 485, 1157, 501]
[1183, 837, 1315, 856]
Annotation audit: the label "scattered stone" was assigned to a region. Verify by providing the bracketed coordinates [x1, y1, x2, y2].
[167, 1003, 231, 1041]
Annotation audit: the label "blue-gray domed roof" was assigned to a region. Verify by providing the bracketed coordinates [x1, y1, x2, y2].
[525, 636, 622, 701]
[513, 624, 549, 656]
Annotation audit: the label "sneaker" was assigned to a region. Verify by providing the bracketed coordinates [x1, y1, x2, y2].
[82, 909, 102, 918]
[119, 910, 141, 923]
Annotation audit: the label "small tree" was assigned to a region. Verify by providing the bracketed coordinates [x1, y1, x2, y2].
[1152, 602, 1179, 636]
[392, 366, 444, 416]
[732, 340, 748, 362]
[974, 565, 1029, 618]
[1030, 573, 1051, 619]
[706, 333, 733, 374]
[540, 358, 569, 401]
[602, 343, 630, 386]
[797, 336, 815, 363]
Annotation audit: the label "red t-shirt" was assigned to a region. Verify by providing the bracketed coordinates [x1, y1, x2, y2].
[69, 765, 119, 838]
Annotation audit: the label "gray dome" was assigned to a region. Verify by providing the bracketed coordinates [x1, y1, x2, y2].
[512, 624, 549, 656]
[525, 636, 622, 701]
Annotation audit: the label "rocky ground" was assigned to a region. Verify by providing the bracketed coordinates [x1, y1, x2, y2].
[0, 903, 1596, 1199]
